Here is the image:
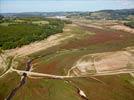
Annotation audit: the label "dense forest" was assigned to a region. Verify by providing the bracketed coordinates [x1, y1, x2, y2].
[0, 17, 72, 50]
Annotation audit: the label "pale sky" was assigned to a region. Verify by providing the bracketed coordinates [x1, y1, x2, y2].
[0, 0, 134, 13]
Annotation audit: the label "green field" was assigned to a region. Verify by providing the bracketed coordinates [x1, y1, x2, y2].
[1, 73, 133, 100]
[0, 72, 20, 100]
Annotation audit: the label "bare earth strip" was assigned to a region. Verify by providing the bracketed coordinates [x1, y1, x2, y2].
[110, 25, 134, 34]
[0, 25, 74, 76]
[69, 49, 134, 76]
[6, 33, 74, 57]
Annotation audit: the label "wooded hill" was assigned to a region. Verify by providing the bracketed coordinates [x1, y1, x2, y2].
[0, 17, 72, 50]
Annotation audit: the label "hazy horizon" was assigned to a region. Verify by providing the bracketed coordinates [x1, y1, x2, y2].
[0, 0, 134, 13]
[1, 8, 134, 14]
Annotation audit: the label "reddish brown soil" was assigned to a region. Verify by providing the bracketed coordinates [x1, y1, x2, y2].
[33, 54, 82, 75]
[61, 25, 133, 49]
[0, 95, 4, 100]
[34, 60, 59, 74]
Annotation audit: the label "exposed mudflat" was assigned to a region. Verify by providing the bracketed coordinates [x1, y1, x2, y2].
[70, 49, 134, 76]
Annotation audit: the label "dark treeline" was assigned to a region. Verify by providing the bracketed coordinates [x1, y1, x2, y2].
[0, 17, 72, 50]
[0, 15, 4, 23]
[124, 21, 134, 28]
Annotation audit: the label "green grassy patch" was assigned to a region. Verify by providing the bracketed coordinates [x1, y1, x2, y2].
[0, 72, 20, 100]
[32, 21, 49, 25]
[70, 74, 134, 100]
[13, 79, 81, 100]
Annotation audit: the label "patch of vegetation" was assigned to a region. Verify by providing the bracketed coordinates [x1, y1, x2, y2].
[70, 74, 134, 100]
[13, 79, 81, 100]
[0, 15, 4, 23]
[0, 56, 14, 76]
[12, 73, 134, 100]
[0, 17, 71, 50]
[0, 72, 20, 100]
[32, 21, 49, 26]
[124, 21, 134, 28]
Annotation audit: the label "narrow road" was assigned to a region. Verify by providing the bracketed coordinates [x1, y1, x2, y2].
[12, 68, 134, 79]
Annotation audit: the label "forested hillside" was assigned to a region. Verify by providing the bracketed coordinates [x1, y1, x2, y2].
[0, 17, 71, 50]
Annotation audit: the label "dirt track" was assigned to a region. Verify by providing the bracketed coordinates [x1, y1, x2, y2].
[11, 67, 134, 79]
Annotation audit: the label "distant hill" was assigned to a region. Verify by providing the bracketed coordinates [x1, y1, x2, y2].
[1, 9, 134, 20]
[87, 9, 134, 20]
[0, 12, 81, 17]
[67, 9, 134, 20]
